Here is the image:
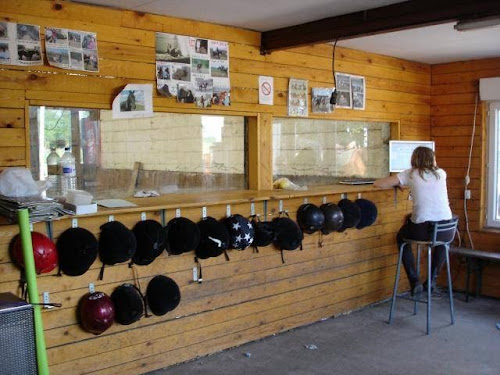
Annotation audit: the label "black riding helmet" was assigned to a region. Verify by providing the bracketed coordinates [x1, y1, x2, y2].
[354, 198, 378, 229]
[320, 203, 344, 234]
[131, 220, 166, 265]
[99, 221, 136, 265]
[252, 218, 275, 247]
[111, 284, 145, 325]
[337, 199, 361, 232]
[296, 203, 325, 234]
[57, 227, 98, 276]
[272, 216, 303, 250]
[195, 217, 230, 259]
[165, 217, 200, 255]
[146, 275, 181, 316]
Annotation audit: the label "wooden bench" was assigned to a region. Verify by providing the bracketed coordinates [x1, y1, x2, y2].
[449, 246, 500, 302]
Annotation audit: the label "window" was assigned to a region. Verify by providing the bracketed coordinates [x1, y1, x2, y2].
[272, 118, 391, 186]
[487, 101, 500, 227]
[30, 107, 247, 199]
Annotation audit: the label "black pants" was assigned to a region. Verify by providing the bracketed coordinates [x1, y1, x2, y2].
[396, 218, 455, 286]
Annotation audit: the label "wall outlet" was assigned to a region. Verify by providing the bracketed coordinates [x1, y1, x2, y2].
[465, 190, 471, 200]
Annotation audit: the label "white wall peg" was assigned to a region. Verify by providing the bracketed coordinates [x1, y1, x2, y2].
[176, 208, 181, 218]
[43, 292, 54, 309]
[357, 193, 362, 199]
[322, 196, 327, 204]
[202, 206, 207, 218]
[226, 204, 231, 217]
[279, 200, 283, 213]
[250, 202, 255, 216]
[303, 197, 308, 204]
[108, 215, 114, 222]
[71, 218, 78, 228]
[88, 283, 95, 293]
[141, 212, 147, 221]
[341, 193, 347, 199]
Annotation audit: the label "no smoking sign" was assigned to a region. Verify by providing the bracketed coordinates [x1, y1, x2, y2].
[259, 76, 274, 105]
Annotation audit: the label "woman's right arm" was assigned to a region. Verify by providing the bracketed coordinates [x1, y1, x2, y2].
[373, 174, 401, 189]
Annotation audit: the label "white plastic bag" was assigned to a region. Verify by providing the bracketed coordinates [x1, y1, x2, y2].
[0, 167, 50, 197]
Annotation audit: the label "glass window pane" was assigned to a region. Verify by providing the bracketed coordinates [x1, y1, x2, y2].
[495, 108, 500, 221]
[272, 118, 390, 186]
[30, 108, 247, 199]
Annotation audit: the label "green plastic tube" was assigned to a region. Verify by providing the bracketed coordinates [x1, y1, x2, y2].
[17, 209, 50, 375]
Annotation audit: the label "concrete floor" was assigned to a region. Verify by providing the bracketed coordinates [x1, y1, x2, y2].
[149, 292, 500, 375]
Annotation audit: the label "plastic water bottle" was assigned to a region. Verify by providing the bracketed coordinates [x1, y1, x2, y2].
[46, 147, 60, 197]
[59, 147, 77, 197]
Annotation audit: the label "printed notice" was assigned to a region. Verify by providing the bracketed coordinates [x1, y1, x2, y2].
[259, 76, 274, 105]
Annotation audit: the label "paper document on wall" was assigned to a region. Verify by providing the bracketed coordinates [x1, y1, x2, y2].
[112, 84, 153, 119]
[0, 22, 42, 66]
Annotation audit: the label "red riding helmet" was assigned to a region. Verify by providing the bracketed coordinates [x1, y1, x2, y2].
[11, 232, 58, 274]
[78, 292, 115, 335]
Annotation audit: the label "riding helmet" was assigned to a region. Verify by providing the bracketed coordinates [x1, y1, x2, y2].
[146, 275, 181, 316]
[296, 203, 325, 234]
[57, 227, 98, 276]
[11, 231, 58, 274]
[222, 214, 254, 250]
[354, 198, 378, 229]
[320, 203, 344, 234]
[195, 217, 230, 259]
[272, 217, 303, 250]
[337, 199, 361, 232]
[165, 217, 200, 255]
[131, 220, 166, 265]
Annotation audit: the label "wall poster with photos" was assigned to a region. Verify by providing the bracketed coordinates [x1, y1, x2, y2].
[334, 73, 366, 110]
[312, 87, 334, 114]
[45, 27, 99, 72]
[0, 22, 42, 66]
[350, 75, 365, 110]
[288, 78, 308, 117]
[155, 33, 230, 108]
[335, 73, 352, 109]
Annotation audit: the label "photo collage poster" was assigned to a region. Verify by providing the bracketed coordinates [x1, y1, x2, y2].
[45, 27, 99, 72]
[312, 87, 334, 113]
[288, 78, 308, 117]
[335, 73, 352, 109]
[0, 22, 42, 66]
[335, 73, 366, 110]
[350, 75, 366, 110]
[155, 33, 230, 107]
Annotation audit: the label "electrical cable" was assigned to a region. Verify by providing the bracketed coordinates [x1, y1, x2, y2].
[330, 38, 339, 105]
[463, 94, 478, 249]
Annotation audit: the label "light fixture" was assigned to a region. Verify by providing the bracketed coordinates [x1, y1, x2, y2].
[454, 15, 500, 32]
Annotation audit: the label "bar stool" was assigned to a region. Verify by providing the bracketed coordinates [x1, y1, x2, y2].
[388, 217, 459, 334]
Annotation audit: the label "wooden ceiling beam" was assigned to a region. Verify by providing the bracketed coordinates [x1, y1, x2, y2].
[261, 0, 500, 54]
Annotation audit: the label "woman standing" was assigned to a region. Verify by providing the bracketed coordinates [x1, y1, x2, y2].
[374, 146, 455, 295]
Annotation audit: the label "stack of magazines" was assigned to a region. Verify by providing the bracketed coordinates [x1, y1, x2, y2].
[0, 195, 72, 223]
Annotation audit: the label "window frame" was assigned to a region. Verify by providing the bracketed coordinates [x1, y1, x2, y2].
[486, 101, 500, 228]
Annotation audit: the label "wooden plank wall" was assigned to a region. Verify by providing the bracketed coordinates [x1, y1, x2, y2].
[431, 58, 500, 298]
[0, 0, 432, 373]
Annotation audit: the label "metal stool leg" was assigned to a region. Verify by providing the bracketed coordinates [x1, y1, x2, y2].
[389, 243, 405, 324]
[445, 245, 455, 324]
[427, 245, 432, 335]
[414, 245, 421, 315]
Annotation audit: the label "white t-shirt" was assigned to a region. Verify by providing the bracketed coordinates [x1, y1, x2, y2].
[397, 168, 452, 224]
